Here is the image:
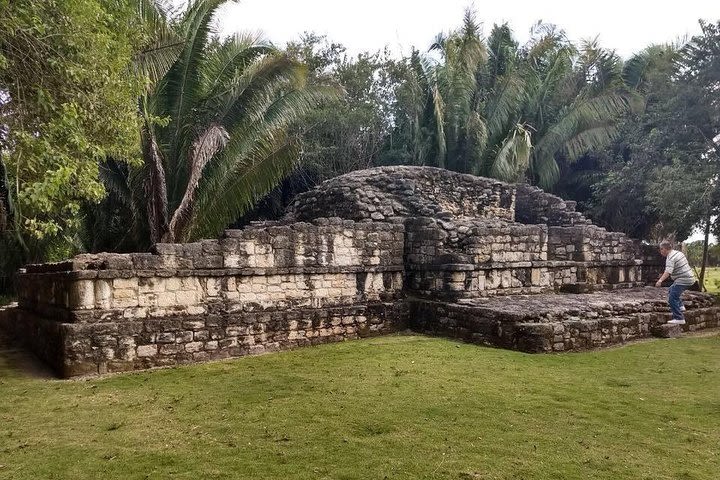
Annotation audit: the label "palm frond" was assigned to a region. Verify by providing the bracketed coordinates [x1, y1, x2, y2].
[622, 50, 653, 90]
[484, 73, 526, 139]
[190, 137, 300, 240]
[536, 92, 629, 156]
[131, 0, 183, 86]
[132, 35, 185, 87]
[465, 110, 489, 175]
[490, 124, 532, 181]
[188, 84, 338, 240]
[431, 82, 447, 168]
[169, 123, 229, 239]
[206, 54, 309, 129]
[563, 123, 619, 159]
[158, 0, 224, 168]
[199, 32, 274, 98]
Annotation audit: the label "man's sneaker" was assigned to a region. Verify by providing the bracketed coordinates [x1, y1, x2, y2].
[667, 319, 686, 325]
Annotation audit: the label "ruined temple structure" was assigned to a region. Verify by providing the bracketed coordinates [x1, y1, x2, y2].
[1, 166, 718, 377]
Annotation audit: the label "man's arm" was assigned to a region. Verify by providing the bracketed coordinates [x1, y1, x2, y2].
[656, 253, 674, 287]
[655, 271, 670, 287]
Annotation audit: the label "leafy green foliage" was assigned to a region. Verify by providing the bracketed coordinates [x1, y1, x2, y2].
[286, 34, 398, 181]
[87, 1, 339, 248]
[584, 22, 720, 241]
[0, 0, 148, 242]
[385, 14, 637, 188]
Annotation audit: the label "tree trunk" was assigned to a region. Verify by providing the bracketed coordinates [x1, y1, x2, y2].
[699, 214, 711, 292]
[142, 129, 171, 244]
[168, 124, 228, 242]
[0, 158, 9, 232]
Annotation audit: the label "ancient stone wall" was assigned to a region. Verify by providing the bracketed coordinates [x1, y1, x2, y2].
[547, 226, 637, 262]
[404, 217, 548, 266]
[403, 216, 572, 298]
[11, 220, 406, 377]
[515, 184, 592, 227]
[287, 166, 515, 223]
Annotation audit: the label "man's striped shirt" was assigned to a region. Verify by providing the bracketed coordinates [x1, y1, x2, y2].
[665, 250, 695, 285]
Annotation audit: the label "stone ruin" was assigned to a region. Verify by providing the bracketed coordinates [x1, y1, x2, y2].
[0, 166, 717, 377]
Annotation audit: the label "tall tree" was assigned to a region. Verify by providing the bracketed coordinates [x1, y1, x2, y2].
[87, 0, 338, 250]
[286, 34, 397, 182]
[581, 21, 719, 291]
[0, 0, 151, 247]
[0, 0, 174, 291]
[385, 14, 639, 188]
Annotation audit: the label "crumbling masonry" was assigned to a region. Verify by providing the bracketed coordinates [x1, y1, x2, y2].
[1, 167, 717, 377]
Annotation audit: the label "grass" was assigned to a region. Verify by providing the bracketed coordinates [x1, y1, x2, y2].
[1, 334, 719, 480]
[702, 266, 720, 294]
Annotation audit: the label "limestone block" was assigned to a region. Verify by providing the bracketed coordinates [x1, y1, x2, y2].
[531, 268, 541, 286]
[176, 331, 194, 343]
[138, 277, 165, 294]
[156, 292, 177, 307]
[205, 278, 220, 297]
[159, 344, 180, 355]
[69, 280, 95, 309]
[185, 342, 203, 353]
[156, 332, 175, 343]
[500, 270, 512, 288]
[476, 272, 486, 291]
[252, 254, 275, 268]
[224, 254, 242, 268]
[94, 280, 113, 309]
[122, 307, 148, 319]
[114, 278, 138, 290]
[194, 330, 210, 341]
[137, 345, 158, 357]
[185, 306, 206, 315]
[183, 320, 205, 330]
[651, 324, 683, 338]
[236, 279, 252, 294]
[175, 290, 199, 306]
[113, 289, 139, 309]
[180, 277, 200, 290]
[138, 293, 158, 308]
[165, 278, 182, 292]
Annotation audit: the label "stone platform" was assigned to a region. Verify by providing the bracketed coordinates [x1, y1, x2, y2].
[2, 166, 718, 377]
[410, 288, 719, 352]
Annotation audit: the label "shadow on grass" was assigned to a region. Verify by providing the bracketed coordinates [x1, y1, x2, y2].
[0, 329, 54, 379]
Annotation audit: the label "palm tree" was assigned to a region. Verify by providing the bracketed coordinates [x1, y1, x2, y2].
[390, 13, 641, 188]
[96, 0, 337, 248]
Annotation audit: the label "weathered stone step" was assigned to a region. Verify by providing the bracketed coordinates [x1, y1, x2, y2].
[651, 323, 683, 338]
[410, 288, 720, 353]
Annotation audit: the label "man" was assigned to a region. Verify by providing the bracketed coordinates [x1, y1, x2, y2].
[655, 240, 696, 325]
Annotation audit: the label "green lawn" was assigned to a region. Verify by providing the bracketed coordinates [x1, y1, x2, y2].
[1, 334, 719, 480]
[703, 266, 720, 294]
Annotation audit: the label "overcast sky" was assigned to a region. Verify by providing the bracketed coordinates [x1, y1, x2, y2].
[209, 0, 720, 58]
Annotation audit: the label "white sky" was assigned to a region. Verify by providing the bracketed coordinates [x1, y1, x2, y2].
[211, 0, 720, 58]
